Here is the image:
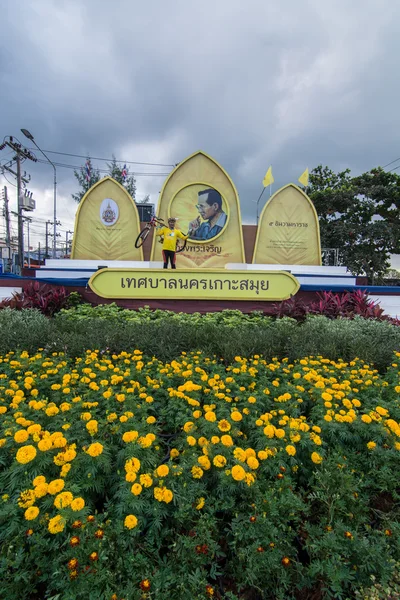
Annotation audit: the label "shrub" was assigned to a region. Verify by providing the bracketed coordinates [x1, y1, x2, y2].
[1, 349, 400, 599]
[0, 282, 81, 316]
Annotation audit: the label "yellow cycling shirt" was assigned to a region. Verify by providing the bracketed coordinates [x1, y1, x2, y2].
[156, 227, 188, 251]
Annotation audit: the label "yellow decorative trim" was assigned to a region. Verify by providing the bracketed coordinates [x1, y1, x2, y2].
[252, 183, 322, 265]
[71, 177, 144, 261]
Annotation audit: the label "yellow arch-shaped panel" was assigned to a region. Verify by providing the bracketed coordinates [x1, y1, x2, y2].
[253, 184, 321, 265]
[71, 177, 143, 261]
[150, 151, 245, 268]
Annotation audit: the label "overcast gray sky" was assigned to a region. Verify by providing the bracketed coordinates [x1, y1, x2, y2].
[1, 0, 400, 259]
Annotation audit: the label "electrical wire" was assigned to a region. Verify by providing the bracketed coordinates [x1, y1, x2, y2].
[34, 157, 170, 176]
[383, 158, 400, 169]
[27, 147, 176, 168]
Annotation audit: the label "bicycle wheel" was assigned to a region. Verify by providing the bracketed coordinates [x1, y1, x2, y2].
[176, 238, 187, 253]
[135, 228, 150, 248]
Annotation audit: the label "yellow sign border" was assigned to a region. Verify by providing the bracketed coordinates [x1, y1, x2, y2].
[71, 176, 144, 261]
[88, 268, 300, 301]
[167, 181, 231, 244]
[252, 183, 322, 265]
[150, 151, 246, 263]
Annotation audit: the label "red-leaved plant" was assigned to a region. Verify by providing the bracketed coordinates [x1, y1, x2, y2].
[274, 290, 399, 325]
[0, 282, 72, 317]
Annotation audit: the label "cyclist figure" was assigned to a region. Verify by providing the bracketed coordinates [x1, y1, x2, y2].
[155, 217, 188, 269]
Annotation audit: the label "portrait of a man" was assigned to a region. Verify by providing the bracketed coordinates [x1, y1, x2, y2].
[188, 188, 227, 241]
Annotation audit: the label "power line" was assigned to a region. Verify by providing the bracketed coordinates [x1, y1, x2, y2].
[28, 147, 175, 168]
[34, 157, 170, 176]
[383, 157, 400, 169]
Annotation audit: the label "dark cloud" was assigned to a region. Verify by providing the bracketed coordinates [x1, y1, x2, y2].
[1, 0, 400, 249]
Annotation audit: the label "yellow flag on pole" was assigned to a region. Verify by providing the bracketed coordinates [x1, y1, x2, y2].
[298, 168, 309, 187]
[263, 166, 274, 188]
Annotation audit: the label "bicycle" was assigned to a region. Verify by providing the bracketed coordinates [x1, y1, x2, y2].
[135, 216, 187, 253]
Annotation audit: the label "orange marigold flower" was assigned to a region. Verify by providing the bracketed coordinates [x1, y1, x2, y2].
[140, 579, 151, 591]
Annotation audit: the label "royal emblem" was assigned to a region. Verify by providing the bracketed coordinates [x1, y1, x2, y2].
[100, 198, 119, 227]
[102, 202, 116, 223]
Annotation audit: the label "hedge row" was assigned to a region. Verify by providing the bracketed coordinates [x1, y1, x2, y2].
[0, 308, 399, 370]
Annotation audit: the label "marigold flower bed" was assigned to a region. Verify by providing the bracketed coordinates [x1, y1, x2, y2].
[1, 349, 400, 599]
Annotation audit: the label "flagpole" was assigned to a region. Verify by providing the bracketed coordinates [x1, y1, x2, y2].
[256, 188, 266, 225]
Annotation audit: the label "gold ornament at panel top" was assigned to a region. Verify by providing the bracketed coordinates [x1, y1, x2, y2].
[150, 151, 245, 268]
[88, 268, 300, 301]
[71, 177, 143, 261]
[253, 184, 322, 265]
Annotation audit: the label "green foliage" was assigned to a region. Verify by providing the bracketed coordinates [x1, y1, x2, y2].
[106, 155, 137, 200]
[71, 157, 101, 204]
[308, 165, 400, 281]
[0, 306, 399, 370]
[72, 155, 137, 203]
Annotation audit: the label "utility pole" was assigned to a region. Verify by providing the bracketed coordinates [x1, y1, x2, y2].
[26, 217, 32, 268]
[2, 186, 11, 272]
[66, 230, 73, 256]
[45, 220, 52, 259]
[0, 136, 36, 273]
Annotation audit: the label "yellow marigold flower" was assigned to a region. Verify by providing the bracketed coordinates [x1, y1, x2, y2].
[213, 455, 227, 468]
[71, 497, 85, 511]
[218, 419, 231, 432]
[321, 392, 332, 401]
[125, 457, 141, 473]
[34, 483, 48, 498]
[37, 438, 52, 452]
[233, 447, 247, 462]
[198, 455, 211, 470]
[131, 483, 143, 496]
[86, 420, 98, 434]
[122, 430, 139, 443]
[25, 506, 39, 520]
[48, 514, 66, 534]
[231, 411, 242, 422]
[125, 471, 137, 482]
[361, 414, 372, 424]
[245, 472, 255, 486]
[191, 465, 204, 479]
[156, 465, 169, 477]
[145, 396, 154, 403]
[193, 410, 202, 419]
[376, 406, 388, 416]
[170, 448, 179, 459]
[146, 416, 156, 424]
[324, 415, 332, 422]
[258, 450, 268, 460]
[139, 474, 153, 488]
[86, 442, 103, 457]
[0, 407, 7, 414]
[187, 436, 196, 446]
[246, 456, 259, 469]
[311, 452, 323, 464]
[312, 435, 322, 446]
[18, 489, 36, 508]
[274, 428, 285, 439]
[204, 412, 216, 422]
[221, 435, 233, 447]
[54, 491, 73, 509]
[153, 486, 173, 503]
[183, 421, 195, 433]
[231, 464, 246, 481]
[48, 479, 65, 495]
[196, 497, 205, 510]
[285, 445, 296, 456]
[16, 445, 37, 464]
[263, 424, 275, 438]
[32, 475, 46, 487]
[124, 514, 138, 529]
[14, 430, 29, 444]
[367, 441, 377, 450]
[198, 437, 208, 447]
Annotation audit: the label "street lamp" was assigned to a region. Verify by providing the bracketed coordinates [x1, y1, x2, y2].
[21, 129, 58, 259]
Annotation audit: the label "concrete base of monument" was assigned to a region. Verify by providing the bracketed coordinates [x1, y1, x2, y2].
[0, 259, 399, 318]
